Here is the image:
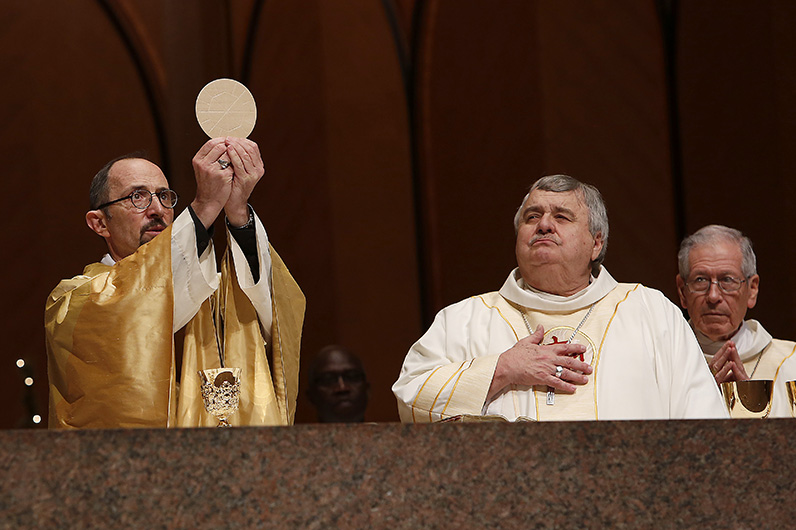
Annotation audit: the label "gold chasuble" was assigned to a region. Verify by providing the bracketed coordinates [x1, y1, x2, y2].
[45, 225, 305, 429]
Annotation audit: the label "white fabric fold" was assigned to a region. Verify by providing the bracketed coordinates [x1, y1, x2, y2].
[499, 266, 618, 312]
[100, 208, 273, 335]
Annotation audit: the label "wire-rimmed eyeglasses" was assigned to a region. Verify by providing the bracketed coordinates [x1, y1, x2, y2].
[96, 189, 178, 211]
[685, 276, 748, 294]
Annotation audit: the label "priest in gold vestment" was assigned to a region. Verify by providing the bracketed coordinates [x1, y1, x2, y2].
[45, 137, 305, 429]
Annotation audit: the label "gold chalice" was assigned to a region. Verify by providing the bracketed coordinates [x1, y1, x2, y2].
[786, 380, 796, 418]
[199, 368, 241, 427]
[720, 380, 773, 419]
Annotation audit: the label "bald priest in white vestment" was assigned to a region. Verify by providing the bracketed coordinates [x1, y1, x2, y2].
[393, 175, 728, 422]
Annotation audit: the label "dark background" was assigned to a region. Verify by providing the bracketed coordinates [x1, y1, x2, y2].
[3, 0, 795, 428]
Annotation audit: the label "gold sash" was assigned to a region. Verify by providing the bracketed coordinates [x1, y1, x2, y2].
[178, 240, 305, 427]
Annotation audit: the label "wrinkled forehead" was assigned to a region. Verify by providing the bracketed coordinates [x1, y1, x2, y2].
[688, 240, 745, 274]
[524, 189, 588, 213]
[108, 158, 169, 193]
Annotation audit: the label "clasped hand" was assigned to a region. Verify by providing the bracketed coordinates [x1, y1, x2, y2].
[488, 325, 593, 400]
[190, 137, 266, 229]
[709, 340, 749, 383]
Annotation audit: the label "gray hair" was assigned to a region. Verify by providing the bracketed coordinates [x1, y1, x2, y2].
[89, 151, 150, 214]
[514, 174, 609, 275]
[678, 224, 757, 279]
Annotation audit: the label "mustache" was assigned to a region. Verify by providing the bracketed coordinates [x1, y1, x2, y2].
[141, 218, 167, 236]
[528, 234, 561, 246]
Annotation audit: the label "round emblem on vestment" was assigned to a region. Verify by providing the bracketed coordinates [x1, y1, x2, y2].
[542, 326, 596, 366]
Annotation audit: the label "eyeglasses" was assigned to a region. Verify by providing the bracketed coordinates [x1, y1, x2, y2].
[96, 189, 178, 211]
[685, 276, 748, 294]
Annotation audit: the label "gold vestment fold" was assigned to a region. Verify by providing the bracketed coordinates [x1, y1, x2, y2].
[45, 226, 304, 429]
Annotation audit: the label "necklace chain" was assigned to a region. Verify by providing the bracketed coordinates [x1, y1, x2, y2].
[748, 348, 763, 379]
[521, 302, 596, 342]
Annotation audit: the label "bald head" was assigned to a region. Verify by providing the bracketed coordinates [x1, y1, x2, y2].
[86, 155, 174, 261]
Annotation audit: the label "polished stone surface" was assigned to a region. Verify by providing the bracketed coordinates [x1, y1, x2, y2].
[1, 419, 794, 528]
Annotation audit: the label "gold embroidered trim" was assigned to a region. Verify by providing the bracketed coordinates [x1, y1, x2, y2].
[411, 365, 444, 423]
[772, 342, 796, 383]
[474, 295, 520, 342]
[441, 359, 476, 418]
[428, 361, 469, 421]
[592, 284, 640, 420]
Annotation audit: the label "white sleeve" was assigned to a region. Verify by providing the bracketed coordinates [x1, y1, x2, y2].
[227, 210, 273, 342]
[654, 292, 729, 419]
[392, 300, 501, 423]
[171, 209, 219, 332]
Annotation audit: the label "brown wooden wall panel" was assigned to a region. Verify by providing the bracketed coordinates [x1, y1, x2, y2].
[244, 2, 336, 423]
[535, 1, 677, 299]
[415, 1, 545, 312]
[678, 1, 796, 341]
[415, 0, 676, 315]
[2, 1, 161, 427]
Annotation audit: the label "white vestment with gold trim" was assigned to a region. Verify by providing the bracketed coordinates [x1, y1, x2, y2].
[393, 267, 728, 422]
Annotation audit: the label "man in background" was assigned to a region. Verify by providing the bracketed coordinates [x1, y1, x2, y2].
[677, 224, 796, 417]
[307, 345, 369, 423]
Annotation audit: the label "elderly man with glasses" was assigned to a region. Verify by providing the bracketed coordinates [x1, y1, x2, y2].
[676, 224, 796, 417]
[45, 137, 305, 429]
